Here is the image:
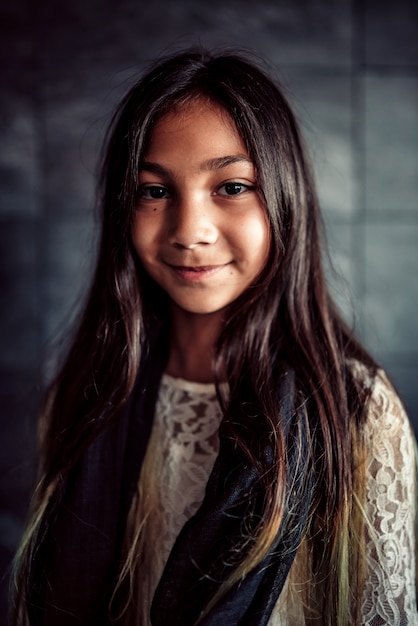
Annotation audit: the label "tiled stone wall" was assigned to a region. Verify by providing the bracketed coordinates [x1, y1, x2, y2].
[0, 0, 417, 619]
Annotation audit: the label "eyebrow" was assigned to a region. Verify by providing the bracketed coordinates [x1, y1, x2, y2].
[139, 155, 254, 177]
[201, 155, 254, 171]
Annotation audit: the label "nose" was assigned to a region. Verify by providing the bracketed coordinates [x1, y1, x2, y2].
[168, 194, 218, 249]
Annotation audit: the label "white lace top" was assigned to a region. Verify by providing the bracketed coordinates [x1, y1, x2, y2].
[137, 369, 417, 625]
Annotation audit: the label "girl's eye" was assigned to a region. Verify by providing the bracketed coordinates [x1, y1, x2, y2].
[139, 185, 171, 200]
[217, 182, 254, 196]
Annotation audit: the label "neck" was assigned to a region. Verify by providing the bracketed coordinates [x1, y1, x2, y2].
[166, 305, 225, 383]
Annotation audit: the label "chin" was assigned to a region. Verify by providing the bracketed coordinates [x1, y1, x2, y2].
[171, 299, 230, 318]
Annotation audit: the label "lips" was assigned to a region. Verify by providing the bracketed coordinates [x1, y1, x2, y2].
[168, 263, 229, 282]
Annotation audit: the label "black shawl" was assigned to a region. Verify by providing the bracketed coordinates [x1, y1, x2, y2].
[26, 338, 313, 625]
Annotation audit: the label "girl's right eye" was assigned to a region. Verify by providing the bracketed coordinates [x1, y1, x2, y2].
[138, 185, 171, 200]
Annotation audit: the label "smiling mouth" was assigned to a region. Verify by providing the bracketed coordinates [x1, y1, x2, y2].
[168, 264, 229, 282]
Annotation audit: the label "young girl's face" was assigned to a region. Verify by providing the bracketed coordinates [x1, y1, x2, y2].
[131, 99, 269, 320]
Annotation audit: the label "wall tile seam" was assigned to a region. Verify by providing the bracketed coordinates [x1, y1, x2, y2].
[359, 65, 418, 76]
[362, 212, 418, 222]
[371, 354, 418, 364]
[323, 212, 418, 227]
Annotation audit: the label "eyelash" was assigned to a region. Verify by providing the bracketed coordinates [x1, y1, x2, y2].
[138, 185, 171, 200]
[217, 182, 256, 196]
[137, 182, 256, 200]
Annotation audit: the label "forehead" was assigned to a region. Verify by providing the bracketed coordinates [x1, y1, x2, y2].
[145, 99, 248, 159]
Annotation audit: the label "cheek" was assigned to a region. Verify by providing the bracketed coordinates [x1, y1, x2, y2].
[131, 215, 159, 262]
[241, 211, 270, 268]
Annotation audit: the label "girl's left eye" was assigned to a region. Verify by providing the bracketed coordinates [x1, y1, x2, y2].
[217, 182, 254, 196]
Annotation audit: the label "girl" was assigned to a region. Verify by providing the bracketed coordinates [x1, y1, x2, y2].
[12, 48, 417, 625]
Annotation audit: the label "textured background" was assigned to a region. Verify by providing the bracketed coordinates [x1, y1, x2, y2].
[0, 0, 417, 619]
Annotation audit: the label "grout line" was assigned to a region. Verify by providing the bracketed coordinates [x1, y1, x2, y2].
[324, 209, 418, 226]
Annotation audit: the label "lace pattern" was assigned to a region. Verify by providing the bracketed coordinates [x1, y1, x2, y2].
[144, 375, 222, 595]
[137, 369, 417, 625]
[360, 370, 417, 625]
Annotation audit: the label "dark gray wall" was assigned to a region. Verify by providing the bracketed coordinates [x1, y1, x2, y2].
[1, 0, 417, 620]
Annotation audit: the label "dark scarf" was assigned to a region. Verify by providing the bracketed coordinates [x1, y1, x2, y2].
[27, 338, 313, 626]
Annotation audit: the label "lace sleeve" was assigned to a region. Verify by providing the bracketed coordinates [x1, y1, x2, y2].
[361, 370, 418, 625]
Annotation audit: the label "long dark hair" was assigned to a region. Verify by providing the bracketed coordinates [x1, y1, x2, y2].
[13, 47, 377, 624]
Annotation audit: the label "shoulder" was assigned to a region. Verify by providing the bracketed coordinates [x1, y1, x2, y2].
[348, 359, 416, 499]
[369, 368, 415, 485]
[349, 359, 415, 454]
